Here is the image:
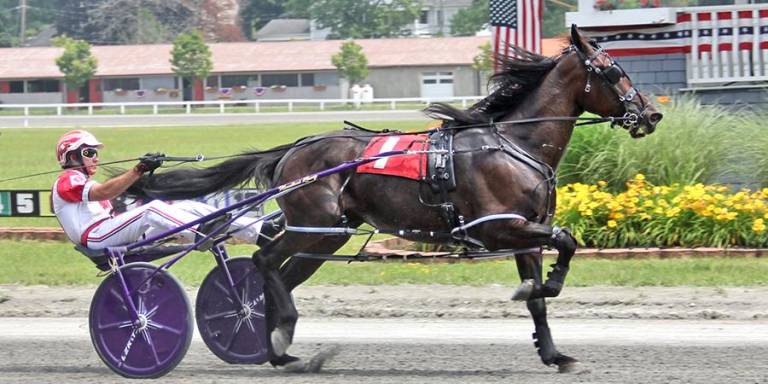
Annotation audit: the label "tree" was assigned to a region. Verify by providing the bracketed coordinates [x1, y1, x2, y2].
[87, 0, 197, 44]
[450, 0, 488, 36]
[170, 30, 213, 83]
[331, 40, 369, 85]
[294, 0, 421, 39]
[52, 35, 98, 98]
[472, 41, 493, 73]
[54, 0, 99, 42]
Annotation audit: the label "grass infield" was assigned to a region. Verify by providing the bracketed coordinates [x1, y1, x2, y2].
[1, 239, 767, 286]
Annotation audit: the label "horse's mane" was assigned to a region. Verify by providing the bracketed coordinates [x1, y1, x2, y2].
[424, 46, 560, 125]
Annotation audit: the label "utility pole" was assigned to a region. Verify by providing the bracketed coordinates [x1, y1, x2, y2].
[19, 0, 27, 45]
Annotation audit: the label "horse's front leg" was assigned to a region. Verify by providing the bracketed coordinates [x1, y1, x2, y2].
[515, 252, 579, 373]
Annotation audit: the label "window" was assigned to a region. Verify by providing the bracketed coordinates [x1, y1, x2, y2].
[206, 76, 219, 87]
[9, 81, 24, 93]
[300, 73, 315, 86]
[27, 79, 60, 93]
[261, 74, 299, 87]
[103, 78, 140, 91]
[221, 75, 252, 88]
[419, 10, 428, 24]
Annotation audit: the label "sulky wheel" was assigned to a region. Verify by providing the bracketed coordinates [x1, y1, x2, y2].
[89, 262, 193, 379]
[196, 257, 269, 364]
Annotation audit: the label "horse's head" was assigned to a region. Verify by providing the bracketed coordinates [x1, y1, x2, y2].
[567, 25, 662, 138]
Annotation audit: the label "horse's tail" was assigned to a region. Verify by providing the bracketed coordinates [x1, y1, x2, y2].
[128, 144, 293, 201]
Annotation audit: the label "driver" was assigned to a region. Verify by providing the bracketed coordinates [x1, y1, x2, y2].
[52, 129, 279, 250]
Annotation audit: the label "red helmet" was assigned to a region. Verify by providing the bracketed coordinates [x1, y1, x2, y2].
[56, 130, 103, 167]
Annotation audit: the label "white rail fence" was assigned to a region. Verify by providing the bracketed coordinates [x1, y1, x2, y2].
[686, 4, 768, 85]
[0, 96, 485, 117]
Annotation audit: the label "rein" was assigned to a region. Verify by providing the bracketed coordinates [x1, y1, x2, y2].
[0, 114, 628, 185]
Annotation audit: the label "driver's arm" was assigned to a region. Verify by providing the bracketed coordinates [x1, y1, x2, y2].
[88, 168, 142, 201]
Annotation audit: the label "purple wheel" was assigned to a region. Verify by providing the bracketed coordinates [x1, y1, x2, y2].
[89, 262, 193, 379]
[196, 257, 269, 364]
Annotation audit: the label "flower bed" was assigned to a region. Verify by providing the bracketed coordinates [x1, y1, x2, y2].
[558, 175, 768, 248]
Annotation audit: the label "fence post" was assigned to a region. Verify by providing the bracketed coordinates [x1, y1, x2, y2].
[88, 105, 93, 115]
[120, 104, 125, 114]
[153, 104, 158, 115]
[24, 106, 29, 116]
[219, 102, 225, 114]
[56, 106, 62, 116]
[186, 103, 191, 114]
[390, 100, 396, 110]
[462, 98, 467, 108]
[254, 102, 259, 112]
[320, 101, 325, 111]
[288, 101, 293, 112]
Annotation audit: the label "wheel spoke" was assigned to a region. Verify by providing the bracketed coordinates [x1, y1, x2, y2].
[147, 321, 185, 336]
[203, 310, 239, 321]
[223, 317, 243, 351]
[140, 328, 161, 367]
[98, 320, 134, 331]
[213, 280, 236, 304]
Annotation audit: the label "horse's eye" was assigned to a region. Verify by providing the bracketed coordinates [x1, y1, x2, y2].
[603, 65, 624, 84]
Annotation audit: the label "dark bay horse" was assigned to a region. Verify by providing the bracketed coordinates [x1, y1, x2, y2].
[133, 26, 662, 372]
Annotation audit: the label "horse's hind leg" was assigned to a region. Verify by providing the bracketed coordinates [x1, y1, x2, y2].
[515, 252, 579, 373]
[268, 234, 354, 368]
[253, 231, 328, 358]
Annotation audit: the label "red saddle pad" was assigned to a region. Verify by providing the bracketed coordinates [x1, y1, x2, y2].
[357, 134, 429, 180]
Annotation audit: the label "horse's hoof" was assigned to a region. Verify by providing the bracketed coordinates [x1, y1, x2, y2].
[555, 355, 582, 374]
[279, 347, 340, 374]
[306, 346, 340, 373]
[271, 328, 292, 357]
[511, 279, 535, 301]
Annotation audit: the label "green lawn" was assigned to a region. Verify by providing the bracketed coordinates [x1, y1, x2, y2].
[1, 239, 766, 287]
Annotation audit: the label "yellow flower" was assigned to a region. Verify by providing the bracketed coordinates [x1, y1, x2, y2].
[634, 174, 646, 181]
[754, 219, 766, 233]
[607, 220, 618, 228]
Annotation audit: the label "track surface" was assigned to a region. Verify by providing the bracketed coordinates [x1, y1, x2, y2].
[1, 285, 768, 383]
[0, 317, 767, 383]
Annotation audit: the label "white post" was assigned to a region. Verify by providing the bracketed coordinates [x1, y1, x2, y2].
[219, 102, 225, 113]
[320, 101, 325, 111]
[462, 98, 467, 108]
[120, 104, 125, 114]
[730, 11, 739, 78]
[254, 102, 259, 112]
[24, 106, 29, 116]
[56, 106, 62, 116]
[88, 105, 93, 115]
[753, 9, 762, 76]
[153, 104, 158, 115]
[186, 103, 191, 114]
[288, 101, 293, 112]
[390, 100, 396, 110]
[711, 12, 720, 79]
[691, 12, 700, 82]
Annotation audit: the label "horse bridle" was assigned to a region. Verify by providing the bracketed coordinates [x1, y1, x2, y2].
[570, 44, 646, 132]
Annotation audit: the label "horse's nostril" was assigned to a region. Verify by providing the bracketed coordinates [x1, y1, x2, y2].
[649, 112, 663, 124]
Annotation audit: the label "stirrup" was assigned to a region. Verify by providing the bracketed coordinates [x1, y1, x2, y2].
[195, 214, 231, 251]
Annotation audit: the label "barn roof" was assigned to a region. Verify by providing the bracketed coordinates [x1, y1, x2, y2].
[0, 36, 567, 80]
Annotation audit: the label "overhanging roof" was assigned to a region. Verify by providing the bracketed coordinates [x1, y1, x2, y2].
[0, 36, 567, 80]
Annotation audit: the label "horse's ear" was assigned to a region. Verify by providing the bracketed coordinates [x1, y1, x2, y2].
[571, 24, 585, 52]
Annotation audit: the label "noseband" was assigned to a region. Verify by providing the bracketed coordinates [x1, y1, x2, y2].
[569, 45, 646, 132]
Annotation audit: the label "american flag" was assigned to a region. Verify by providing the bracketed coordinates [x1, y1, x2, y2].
[490, 0, 542, 69]
[584, 10, 768, 56]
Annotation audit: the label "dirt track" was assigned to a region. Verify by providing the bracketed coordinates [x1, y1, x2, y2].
[2, 284, 767, 320]
[1, 285, 767, 383]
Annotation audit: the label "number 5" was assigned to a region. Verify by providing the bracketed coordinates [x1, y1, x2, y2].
[16, 193, 35, 214]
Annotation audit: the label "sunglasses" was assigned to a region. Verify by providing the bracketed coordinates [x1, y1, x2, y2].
[81, 147, 99, 159]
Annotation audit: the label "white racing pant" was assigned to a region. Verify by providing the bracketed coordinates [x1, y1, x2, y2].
[83, 200, 264, 250]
